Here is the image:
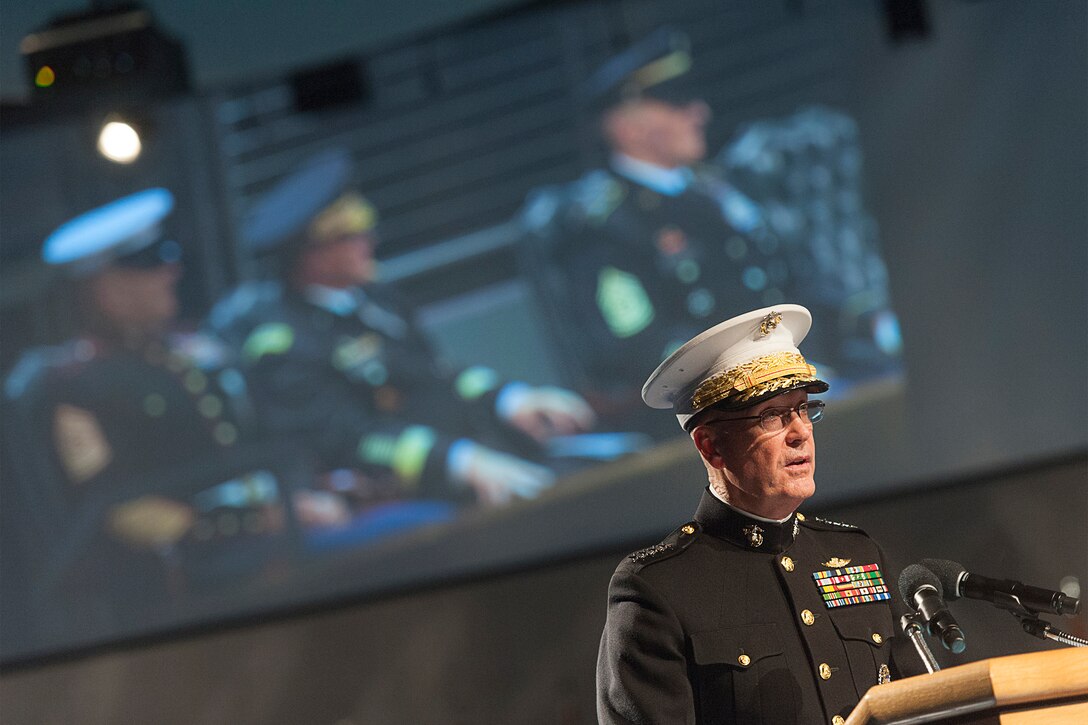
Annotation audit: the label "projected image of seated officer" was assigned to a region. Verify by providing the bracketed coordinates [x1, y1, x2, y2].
[209, 149, 596, 511]
[520, 29, 775, 432]
[520, 28, 904, 432]
[2, 189, 320, 610]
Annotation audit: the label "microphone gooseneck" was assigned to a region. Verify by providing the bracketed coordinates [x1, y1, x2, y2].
[920, 558, 1081, 617]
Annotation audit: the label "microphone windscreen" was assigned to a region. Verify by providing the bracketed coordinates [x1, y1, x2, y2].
[899, 563, 943, 602]
[920, 558, 967, 601]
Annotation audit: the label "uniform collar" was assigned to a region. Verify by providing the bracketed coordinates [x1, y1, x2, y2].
[694, 488, 800, 553]
[611, 153, 693, 196]
[304, 284, 362, 316]
[304, 283, 410, 340]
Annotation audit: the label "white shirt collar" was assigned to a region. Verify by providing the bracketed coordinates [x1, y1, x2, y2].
[709, 484, 794, 524]
[611, 153, 693, 196]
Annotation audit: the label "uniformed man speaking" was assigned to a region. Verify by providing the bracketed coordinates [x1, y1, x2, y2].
[596, 305, 913, 724]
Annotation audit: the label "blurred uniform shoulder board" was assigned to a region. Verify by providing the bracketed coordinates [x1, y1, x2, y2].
[693, 164, 765, 233]
[572, 170, 627, 225]
[718, 186, 764, 233]
[207, 281, 285, 331]
[4, 341, 97, 399]
[207, 281, 288, 352]
[522, 171, 626, 234]
[521, 185, 565, 233]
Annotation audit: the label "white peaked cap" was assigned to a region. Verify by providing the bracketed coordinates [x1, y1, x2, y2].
[642, 304, 829, 429]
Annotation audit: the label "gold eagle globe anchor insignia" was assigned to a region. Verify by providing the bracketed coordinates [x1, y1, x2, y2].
[758, 311, 783, 337]
[743, 524, 764, 548]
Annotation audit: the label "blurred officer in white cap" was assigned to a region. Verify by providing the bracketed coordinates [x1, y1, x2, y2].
[209, 148, 596, 509]
[43, 188, 185, 338]
[3, 189, 285, 597]
[13, 189, 239, 505]
[596, 304, 918, 724]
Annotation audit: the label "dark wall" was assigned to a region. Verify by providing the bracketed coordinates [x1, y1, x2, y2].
[2, 454, 1084, 724]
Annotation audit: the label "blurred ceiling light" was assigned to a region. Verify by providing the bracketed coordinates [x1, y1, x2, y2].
[97, 119, 142, 164]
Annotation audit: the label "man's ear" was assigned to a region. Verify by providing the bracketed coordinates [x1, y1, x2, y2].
[692, 424, 727, 469]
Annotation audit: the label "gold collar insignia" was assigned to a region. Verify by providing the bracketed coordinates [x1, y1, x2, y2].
[742, 524, 764, 548]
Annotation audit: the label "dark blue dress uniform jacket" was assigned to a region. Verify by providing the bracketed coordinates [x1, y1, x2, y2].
[597, 489, 917, 725]
[6, 334, 248, 491]
[210, 282, 538, 499]
[520, 168, 775, 433]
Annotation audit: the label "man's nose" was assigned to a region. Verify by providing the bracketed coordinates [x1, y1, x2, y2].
[783, 410, 811, 444]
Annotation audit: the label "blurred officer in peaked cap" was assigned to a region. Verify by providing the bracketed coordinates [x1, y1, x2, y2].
[596, 305, 921, 724]
[3, 189, 285, 585]
[42, 188, 186, 336]
[519, 28, 778, 434]
[208, 148, 596, 509]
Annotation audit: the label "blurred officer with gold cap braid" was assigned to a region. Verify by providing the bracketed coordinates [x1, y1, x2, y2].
[520, 28, 776, 434]
[596, 305, 921, 725]
[3, 189, 301, 607]
[209, 149, 596, 511]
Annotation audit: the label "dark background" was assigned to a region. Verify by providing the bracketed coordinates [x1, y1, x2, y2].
[1, 0, 1085, 721]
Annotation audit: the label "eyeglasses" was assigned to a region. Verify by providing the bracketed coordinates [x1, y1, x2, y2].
[706, 400, 825, 433]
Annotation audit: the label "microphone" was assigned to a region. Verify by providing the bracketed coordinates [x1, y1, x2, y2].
[898, 564, 967, 653]
[920, 558, 1081, 617]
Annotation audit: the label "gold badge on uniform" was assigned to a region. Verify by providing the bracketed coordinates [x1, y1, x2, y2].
[53, 404, 112, 484]
[742, 524, 764, 548]
[823, 557, 851, 568]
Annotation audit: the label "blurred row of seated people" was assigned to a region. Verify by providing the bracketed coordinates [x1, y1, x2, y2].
[2, 27, 904, 616]
[2, 151, 597, 613]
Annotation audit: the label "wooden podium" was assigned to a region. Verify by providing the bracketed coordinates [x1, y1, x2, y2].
[846, 649, 1088, 724]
